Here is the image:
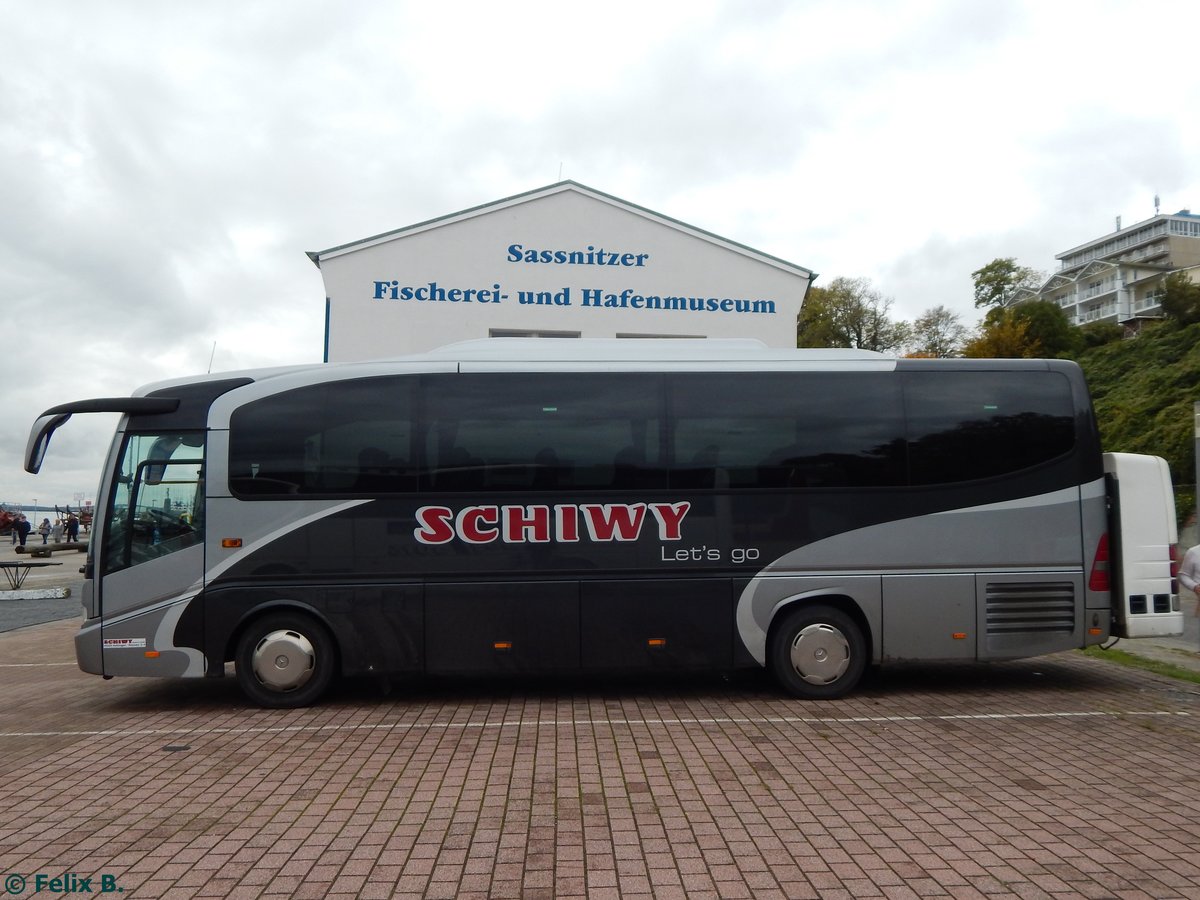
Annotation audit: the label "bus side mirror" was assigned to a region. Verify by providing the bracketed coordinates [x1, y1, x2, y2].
[144, 436, 184, 485]
[25, 413, 71, 474]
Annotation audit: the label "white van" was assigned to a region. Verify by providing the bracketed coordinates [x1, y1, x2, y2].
[1104, 453, 1182, 638]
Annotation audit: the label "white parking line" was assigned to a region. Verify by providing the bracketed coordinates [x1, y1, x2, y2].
[0, 709, 1188, 739]
[0, 663, 76, 667]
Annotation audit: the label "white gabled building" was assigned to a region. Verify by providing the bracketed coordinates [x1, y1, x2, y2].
[1014, 207, 1200, 329]
[308, 181, 815, 362]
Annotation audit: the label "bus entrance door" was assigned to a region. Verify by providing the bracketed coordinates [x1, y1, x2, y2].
[94, 433, 208, 678]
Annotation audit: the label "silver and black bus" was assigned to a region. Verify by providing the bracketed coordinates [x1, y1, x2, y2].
[25, 339, 1180, 707]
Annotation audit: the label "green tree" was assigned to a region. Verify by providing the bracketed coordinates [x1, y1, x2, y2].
[962, 300, 1078, 359]
[1159, 270, 1200, 325]
[796, 282, 849, 348]
[961, 308, 1038, 358]
[1078, 321, 1124, 349]
[907, 305, 968, 357]
[797, 277, 910, 352]
[971, 257, 1043, 308]
[1009, 300, 1081, 358]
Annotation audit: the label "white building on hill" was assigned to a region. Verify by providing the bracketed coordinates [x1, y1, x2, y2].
[1015, 207, 1200, 329]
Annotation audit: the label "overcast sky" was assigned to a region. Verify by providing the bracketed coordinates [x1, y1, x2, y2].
[2, 0, 1198, 507]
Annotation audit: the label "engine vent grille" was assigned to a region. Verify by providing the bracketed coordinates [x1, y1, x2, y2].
[986, 582, 1075, 635]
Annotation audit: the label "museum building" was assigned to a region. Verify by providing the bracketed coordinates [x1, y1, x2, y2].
[308, 181, 815, 361]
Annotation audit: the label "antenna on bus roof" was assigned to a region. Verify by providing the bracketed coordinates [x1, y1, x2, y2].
[207, 341, 217, 374]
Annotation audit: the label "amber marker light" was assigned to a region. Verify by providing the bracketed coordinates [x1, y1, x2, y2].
[648, 639, 667, 647]
[494, 641, 512, 650]
[952, 633, 968, 640]
[144, 651, 160, 658]
[1088, 627, 1103, 636]
[221, 538, 243, 548]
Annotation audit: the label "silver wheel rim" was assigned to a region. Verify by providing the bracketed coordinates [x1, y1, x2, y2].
[251, 629, 316, 692]
[788, 623, 850, 685]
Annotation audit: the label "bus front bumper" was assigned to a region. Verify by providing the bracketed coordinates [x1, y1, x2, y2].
[74, 618, 104, 676]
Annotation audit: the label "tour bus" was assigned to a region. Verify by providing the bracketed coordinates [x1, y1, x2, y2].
[25, 339, 1181, 707]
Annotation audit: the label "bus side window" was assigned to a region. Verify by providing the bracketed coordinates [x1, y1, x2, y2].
[437, 447, 486, 491]
[353, 447, 392, 491]
[230, 376, 417, 497]
[419, 372, 665, 493]
[668, 372, 906, 490]
[674, 444, 719, 490]
[905, 372, 1075, 484]
[531, 447, 561, 490]
[612, 446, 646, 489]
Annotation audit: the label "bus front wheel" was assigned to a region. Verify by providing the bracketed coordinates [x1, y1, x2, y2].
[769, 605, 866, 700]
[235, 612, 337, 708]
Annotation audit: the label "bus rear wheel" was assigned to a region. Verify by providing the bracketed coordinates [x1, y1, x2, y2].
[769, 605, 866, 700]
[235, 612, 337, 708]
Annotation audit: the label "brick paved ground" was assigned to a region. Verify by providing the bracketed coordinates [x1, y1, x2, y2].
[1, 618, 1198, 899]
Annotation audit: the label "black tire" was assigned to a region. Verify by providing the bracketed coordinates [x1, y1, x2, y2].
[235, 612, 337, 708]
[769, 604, 867, 700]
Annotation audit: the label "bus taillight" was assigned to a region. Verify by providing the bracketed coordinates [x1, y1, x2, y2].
[1089, 533, 1110, 592]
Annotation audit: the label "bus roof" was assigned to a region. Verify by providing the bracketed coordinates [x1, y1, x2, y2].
[423, 338, 889, 363]
[127, 340, 1092, 401]
[122, 339, 895, 398]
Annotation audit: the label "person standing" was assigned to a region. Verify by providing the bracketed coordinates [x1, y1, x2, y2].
[1180, 543, 1200, 602]
[15, 515, 31, 547]
[38, 518, 51, 544]
[66, 513, 80, 543]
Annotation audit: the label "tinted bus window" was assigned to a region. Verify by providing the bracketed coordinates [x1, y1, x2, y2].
[905, 371, 1075, 484]
[420, 373, 664, 492]
[229, 377, 416, 496]
[669, 373, 906, 489]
